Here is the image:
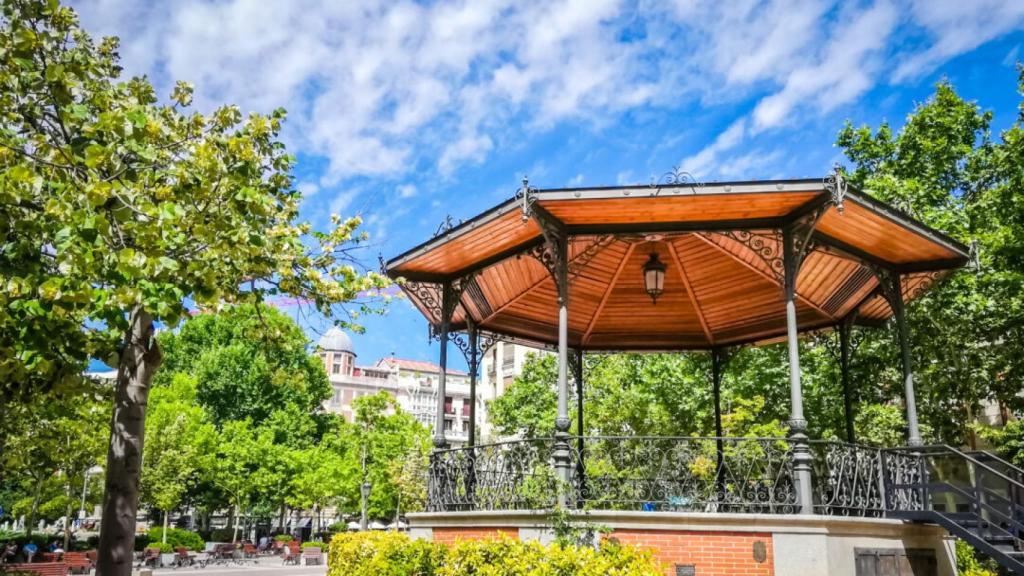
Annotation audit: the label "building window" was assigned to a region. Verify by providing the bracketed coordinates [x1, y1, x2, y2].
[444, 396, 453, 414]
[444, 419, 453, 431]
[332, 354, 341, 374]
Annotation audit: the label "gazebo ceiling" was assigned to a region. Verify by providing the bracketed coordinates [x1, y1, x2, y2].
[387, 178, 969, 351]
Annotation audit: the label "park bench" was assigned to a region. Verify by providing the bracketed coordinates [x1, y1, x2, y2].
[302, 546, 323, 566]
[63, 551, 93, 574]
[137, 546, 160, 568]
[3, 562, 68, 576]
[281, 544, 300, 566]
[242, 543, 258, 558]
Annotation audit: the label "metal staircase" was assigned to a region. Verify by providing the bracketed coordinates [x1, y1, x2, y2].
[885, 446, 1024, 574]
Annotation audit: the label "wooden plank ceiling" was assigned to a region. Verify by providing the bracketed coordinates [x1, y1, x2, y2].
[388, 182, 968, 351]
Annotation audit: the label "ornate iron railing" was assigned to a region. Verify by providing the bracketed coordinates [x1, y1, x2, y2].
[428, 438, 559, 512]
[809, 441, 885, 517]
[574, 436, 797, 513]
[426, 436, 947, 518]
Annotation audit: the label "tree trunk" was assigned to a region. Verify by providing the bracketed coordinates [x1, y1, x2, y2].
[231, 505, 238, 544]
[162, 510, 169, 544]
[26, 474, 43, 538]
[96, 308, 162, 576]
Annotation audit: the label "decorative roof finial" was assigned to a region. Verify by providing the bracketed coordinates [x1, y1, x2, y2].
[824, 163, 847, 213]
[516, 175, 536, 223]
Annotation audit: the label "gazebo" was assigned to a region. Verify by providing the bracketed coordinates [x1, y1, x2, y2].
[385, 172, 1020, 575]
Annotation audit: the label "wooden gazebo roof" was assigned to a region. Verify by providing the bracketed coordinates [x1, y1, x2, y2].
[386, 178, 969, 351]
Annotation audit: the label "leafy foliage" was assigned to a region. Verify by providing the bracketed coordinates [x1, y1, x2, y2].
[146, 527, 204, 552]
[326, 531, 662, 576]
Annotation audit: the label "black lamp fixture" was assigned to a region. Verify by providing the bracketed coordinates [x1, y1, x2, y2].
[643, 251, 666, 303]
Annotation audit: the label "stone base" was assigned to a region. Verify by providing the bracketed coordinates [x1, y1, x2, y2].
[408, 511, 956, 576]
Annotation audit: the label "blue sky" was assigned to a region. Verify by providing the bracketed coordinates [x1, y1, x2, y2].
[72, 0, 1024, 371]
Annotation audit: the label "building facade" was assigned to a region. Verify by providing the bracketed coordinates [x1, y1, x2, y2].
[317, 327, 480, 447]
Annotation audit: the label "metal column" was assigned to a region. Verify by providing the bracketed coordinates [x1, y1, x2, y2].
[838, 316, 856, 444]
[711, 348, 726, 499]
[467, 321, 479, 447]
[887, 273, 923, 446]
[433, 282, 454, 449]
[553, 235, 571, 508]
[573, 348, 586, 505]
[783, 227, 814, 515]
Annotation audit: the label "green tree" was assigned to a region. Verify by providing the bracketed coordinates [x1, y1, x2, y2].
[140, 374, 215, 543]
[158, 304, 331, 424]
[836, 73, 1024, 445]
[349, 392, 430, 521]
[0, 2, 387, 571]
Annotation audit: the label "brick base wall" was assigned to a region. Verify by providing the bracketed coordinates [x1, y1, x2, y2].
[432, 526, 518, 545]
[610, 529, 774, 576]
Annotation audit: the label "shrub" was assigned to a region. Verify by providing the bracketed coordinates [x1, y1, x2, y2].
[955, 540, 999, 576]
[329, 531, 442, 576]
[147, 542, 174, 554]
[274, 534, 294, 542]
[327, 531, 662, 576]
[302, 541, 326, 549]
[147, 527, 205, 551]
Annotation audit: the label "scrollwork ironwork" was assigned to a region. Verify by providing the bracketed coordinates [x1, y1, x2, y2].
[568, 235, 615, 283]
[707, 230, 786, 280]
[650, 167, 703, 196]
[426, 437, 941, 517]
[809, 442, 884, 516]
[434, 214, 462, 237]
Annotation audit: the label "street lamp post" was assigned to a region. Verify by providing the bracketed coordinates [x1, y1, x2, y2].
[79, 466, 103, 525]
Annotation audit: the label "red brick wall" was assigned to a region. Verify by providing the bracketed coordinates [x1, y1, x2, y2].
[432, 526, 517, 545]
[610, 529, 773, 576]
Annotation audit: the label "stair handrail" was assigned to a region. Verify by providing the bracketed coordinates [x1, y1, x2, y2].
[965, 449, 1024, 480]
[885, 444, 1024, 492]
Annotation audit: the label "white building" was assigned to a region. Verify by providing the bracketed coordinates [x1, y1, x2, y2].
[317, 327, 481, 447]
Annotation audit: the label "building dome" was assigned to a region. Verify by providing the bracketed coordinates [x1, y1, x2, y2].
[318, 326, 355, 354]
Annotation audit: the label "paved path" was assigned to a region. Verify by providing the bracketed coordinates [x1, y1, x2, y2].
[149, 563, 326, 576]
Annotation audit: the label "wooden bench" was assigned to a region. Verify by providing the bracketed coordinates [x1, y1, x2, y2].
[63, 551, 93, 574]
[4, 562, 69, 576]
[302, 546, 323, 566]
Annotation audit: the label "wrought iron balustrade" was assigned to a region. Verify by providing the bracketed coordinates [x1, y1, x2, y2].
[426, 436, 1007, 521]
[428, 438, 559, 512]
[809, 441, 885, 517]
[573, 436, 798, 513]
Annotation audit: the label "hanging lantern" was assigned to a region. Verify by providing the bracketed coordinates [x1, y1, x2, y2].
[643, 252, 666, 303]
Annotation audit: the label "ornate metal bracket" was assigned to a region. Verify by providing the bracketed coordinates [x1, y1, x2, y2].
[568, 235, 614, 282]
[425, 272, 478, 342]
[823, 164, 847, 213]
[871, 266, 902, 309]
[709, 230, 786, 281]
[450, 327, 498, 376]
[525, 204, 570, 305]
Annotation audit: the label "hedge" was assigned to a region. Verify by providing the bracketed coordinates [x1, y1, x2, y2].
[327, 531, 663, 576]
[147, 527, 205, 552]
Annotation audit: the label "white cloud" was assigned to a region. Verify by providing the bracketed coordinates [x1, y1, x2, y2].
[70, 0, 1022, 193]
[678, 118, 748, 177]
[752, 1, 898, 130]
[397, 184, 418, 199]
[893, 0, 1024, 81]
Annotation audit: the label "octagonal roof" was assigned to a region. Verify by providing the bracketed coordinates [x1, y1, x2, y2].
[386, 177, 969, 351]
